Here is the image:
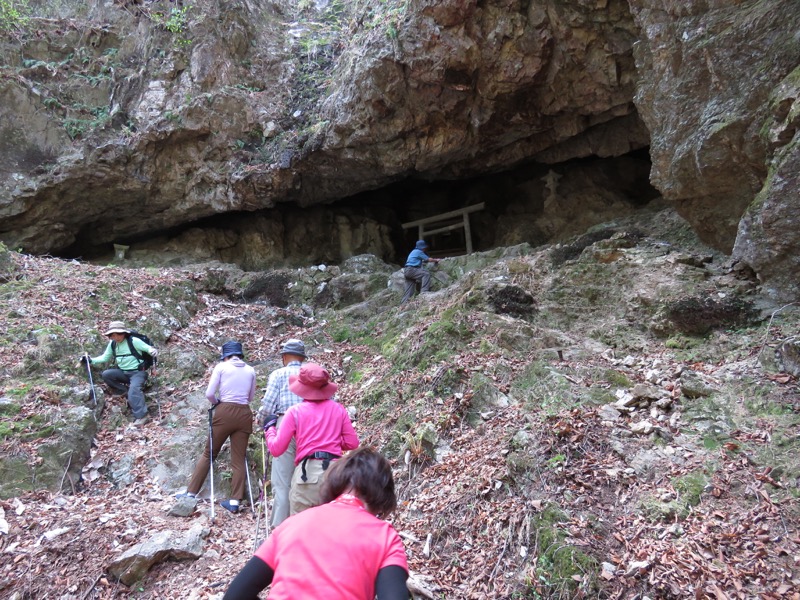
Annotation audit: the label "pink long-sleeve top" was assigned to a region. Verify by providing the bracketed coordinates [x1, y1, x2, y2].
[266, 398, 359, 464]
[205, 357, 257, 405]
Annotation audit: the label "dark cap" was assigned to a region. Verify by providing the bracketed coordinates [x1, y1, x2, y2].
[220, 341, 244, 360]
[280, 339, 307, 358]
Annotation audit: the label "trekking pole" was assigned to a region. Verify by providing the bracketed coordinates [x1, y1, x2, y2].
[83, 353, 97, 408]
[244, 452, 255, 516]
[151, 357, 161, 421]
[208, 407, 216, 524]
[262, 435, 270, 539]
[253, 436, 271, 551]
[253, 494, 263, 552]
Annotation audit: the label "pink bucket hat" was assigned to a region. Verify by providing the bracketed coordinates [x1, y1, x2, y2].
[289, 363, 338, 400]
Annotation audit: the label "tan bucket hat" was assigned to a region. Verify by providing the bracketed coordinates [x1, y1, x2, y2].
[104, 321, 130, 336]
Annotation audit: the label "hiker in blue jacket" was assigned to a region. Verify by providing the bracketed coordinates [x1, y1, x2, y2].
[81, 320, 158, 425]
[401, 240, 441, 303]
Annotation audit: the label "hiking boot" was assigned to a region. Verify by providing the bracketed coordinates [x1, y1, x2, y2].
[132, 416, 149, 426]
[220, 500, 239, 514]
[174, 492, 196, 499]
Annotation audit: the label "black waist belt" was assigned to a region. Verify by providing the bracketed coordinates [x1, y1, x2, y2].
[304, 451, 340, 460]
[300, 452, 340, 482]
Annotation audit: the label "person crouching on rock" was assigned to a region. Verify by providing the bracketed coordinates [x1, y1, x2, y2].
[222, 447, 409, 600]
[401, 239, 441, 303]
[80, 320, 158, 426]
[262, 362, 359, 516]
[175, 341, 256, 514]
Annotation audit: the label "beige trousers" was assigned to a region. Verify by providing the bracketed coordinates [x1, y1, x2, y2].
[289, 458, 332, 516]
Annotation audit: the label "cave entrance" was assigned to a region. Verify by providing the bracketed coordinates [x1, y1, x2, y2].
[65, 149, 659, 270]
[401, 203, 486, 258]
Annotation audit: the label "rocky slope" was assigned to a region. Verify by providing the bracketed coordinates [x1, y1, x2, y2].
[0, 206, 798, 598]
[1, 1, 798, 300]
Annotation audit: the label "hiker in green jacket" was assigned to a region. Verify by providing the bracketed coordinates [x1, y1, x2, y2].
[81, 321, 158, 425]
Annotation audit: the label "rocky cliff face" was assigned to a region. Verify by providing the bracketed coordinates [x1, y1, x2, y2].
[0, 0, 798, 298]
[629, 0, 800, 301]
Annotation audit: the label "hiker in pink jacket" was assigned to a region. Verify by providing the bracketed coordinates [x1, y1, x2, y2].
[222, 448, 408, 600]
[263, 362, 359, 515]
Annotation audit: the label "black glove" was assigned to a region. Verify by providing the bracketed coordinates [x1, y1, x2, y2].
[263, 414, 279, 431]
[79, 354, 91, 366]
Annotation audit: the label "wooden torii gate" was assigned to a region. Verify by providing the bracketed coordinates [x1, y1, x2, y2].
[401, 203, 485, 255]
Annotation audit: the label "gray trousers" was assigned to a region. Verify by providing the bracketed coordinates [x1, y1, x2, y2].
[101, 368, 148, 419]
[402, 266, 431, 303]
[270, 415, 296, 527]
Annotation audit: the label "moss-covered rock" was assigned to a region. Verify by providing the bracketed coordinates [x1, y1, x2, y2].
[526, 504, 599, 597]
[0, 396, 21, 416]
[0, 406, 103, 498]
[35, 406, 96, 491]
[661, 293, 759, 335]
[0, 242, 18, 283]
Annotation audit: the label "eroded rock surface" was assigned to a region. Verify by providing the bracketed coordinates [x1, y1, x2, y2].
[0, 0, 798, 299]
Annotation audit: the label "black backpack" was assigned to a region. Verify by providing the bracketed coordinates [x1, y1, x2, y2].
[112, 330, 155, 370]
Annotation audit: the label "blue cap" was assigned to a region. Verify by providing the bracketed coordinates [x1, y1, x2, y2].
[415, 240, 428, 250]
[220, 341, 244, 360]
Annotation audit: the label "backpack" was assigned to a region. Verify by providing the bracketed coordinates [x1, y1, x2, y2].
[112, 330, 155, 370]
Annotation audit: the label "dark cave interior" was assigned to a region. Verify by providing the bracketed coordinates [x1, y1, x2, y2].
[62, 149, 659, 268]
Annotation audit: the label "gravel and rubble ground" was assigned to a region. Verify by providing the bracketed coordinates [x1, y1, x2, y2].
[0, 233, 799, 599]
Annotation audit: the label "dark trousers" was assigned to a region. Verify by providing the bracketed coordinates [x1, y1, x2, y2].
[402, 266, 431, 303]
[187, 403, 253, 500]
[102, 368, 148, 419]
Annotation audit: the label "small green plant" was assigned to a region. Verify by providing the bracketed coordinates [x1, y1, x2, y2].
[164, 110, 182, 124]
[0, 0, 30, 33]
[63, 106, 110, 140]
[151, 5, 192, 47]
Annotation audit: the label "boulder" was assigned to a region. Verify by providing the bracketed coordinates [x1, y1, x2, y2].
[35, 406, 97, 494]
[679, 370, 717, 399]
[775, 337, 800, 377]
[107, 523, 208, 586]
